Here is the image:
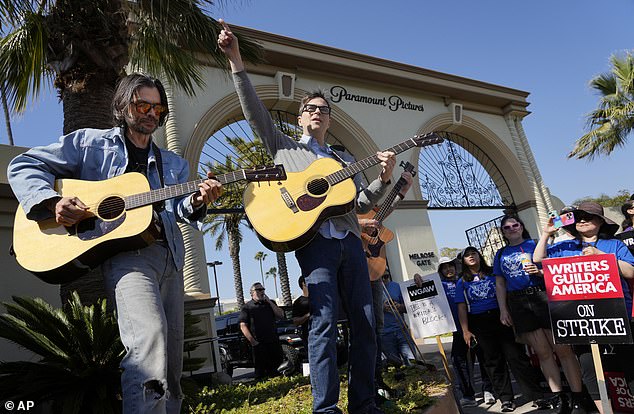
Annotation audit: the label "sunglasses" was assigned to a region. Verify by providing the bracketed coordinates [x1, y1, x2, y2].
[302, 104, 331, 114]
[502, 222, 521, 231]
[254, 288, 265, 292]
[132, 101, 168, 116]
[574, 212, 597, 222]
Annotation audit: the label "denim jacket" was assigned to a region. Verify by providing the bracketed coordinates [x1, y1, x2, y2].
[7, 126, 206, 271]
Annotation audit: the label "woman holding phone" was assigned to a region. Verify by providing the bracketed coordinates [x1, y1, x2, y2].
[456, 246, 546, 412]
[494, 215, 584, 413]
[534, 201, 634, 414]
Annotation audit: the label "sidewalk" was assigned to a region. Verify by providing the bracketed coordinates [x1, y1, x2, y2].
[417, 340, 577, 414]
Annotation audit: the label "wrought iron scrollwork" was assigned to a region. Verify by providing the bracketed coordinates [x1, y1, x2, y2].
[419, 132, 514, 209]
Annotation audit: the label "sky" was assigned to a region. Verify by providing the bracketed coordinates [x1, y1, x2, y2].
[4, 0, 634, 304]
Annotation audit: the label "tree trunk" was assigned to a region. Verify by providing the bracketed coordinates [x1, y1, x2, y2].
[277, 252, 292, 306]
[59, 75, 118, 307]
[1, 83, 14, 145]
[273, 276, 279, 300]
[228, 230, 245, 309]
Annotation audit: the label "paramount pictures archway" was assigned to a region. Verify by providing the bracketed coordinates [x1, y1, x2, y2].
[153, 26, 556, 373]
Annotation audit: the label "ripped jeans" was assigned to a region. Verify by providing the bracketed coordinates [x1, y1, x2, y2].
[103, 241, 184, 414]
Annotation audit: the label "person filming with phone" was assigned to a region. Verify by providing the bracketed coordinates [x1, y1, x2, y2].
[239, 282, 285, 379]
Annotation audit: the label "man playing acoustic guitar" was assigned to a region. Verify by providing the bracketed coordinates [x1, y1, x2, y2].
[8, 74, 222, 413]
[219, 20, 396, 414]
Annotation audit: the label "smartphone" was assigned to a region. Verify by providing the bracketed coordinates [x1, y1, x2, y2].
[560, 211, 575, 226]
[549, 210, 563, 229]
[469, 336, 478, 348]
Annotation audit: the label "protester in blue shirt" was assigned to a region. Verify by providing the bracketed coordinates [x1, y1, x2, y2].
[381, 272, 415, 366]
[457, 246, 545, 412]
[494, 215, 583, 414]
[432, 257, 494, 407]
[535, 201, 634, 414]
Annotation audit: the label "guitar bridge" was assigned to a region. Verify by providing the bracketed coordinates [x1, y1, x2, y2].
[280, 187, 299, 213]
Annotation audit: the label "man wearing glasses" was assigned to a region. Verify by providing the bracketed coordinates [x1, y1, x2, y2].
[240, 282, 285, 379]
[8, 73, 222, 413]
[219, 20, 395, 414]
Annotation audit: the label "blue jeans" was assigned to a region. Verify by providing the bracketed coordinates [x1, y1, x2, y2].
[296, 234, 378, 414]
[103, 242, 184, 414]
[380, 329, 415, 366]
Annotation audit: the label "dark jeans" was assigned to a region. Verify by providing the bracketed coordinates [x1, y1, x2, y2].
[296, 234, 377, 414]
[253, 341, 283, 379]
[469, 309, 543, 403]
[451, 330, 493, 398]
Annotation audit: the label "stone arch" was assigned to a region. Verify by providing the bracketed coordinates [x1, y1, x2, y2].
[412, 113, 535, 210]
[183, 85, 379, 176]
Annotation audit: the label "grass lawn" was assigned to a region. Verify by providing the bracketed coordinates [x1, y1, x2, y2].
[183, 365, 449, 413]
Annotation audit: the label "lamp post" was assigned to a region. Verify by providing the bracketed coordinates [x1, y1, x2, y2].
[206, 261, 223, 313]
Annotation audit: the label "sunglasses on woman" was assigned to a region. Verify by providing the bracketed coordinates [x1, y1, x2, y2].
[574, 212, 597, 222]
[502, 222, 521, 231]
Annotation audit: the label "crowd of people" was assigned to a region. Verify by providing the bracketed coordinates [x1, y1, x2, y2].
[8, 15, 634, 414]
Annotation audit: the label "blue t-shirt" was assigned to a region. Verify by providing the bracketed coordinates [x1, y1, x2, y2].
[455, 274, 499, 314]
[383, 281, 405, 334]
[441, 278, 460, 329]
[547, 238, 634, 316]
[493, 239, 544, 291]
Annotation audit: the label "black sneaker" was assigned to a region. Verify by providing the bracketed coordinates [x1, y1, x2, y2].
[570, 400, 586, 414]
[533, 398, 551, 410]
[501, 400, 516, 412]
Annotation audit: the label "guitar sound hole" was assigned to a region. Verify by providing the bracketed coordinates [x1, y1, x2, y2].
[98, 196, 125, 220]
[307, 178, 329, 196]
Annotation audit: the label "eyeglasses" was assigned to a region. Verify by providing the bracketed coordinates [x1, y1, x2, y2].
[502, 222, 521, 231]
[132, 101, 168, 116]
[575, 212, 597, 222]
[254, 288, 265, 292]
[302, 104, 331, 114]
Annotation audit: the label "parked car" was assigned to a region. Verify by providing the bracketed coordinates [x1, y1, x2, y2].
[215, 305, 348, 377]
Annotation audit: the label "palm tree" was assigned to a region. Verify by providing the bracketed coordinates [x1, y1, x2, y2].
[0, 292, 124, 412]
[265, 266, 279, 299]
[0, 1, 262, 304]
[569, 52, 634, 159]
[203, 137, 269, 308]
[254, 251, 267, 286]
[276, 251, 292, 306]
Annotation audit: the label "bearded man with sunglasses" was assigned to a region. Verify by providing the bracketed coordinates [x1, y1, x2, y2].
[8, 73, 222, 413]
[218, 20, 395, 414]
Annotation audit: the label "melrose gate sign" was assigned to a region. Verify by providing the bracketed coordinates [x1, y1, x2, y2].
[329, 85, 425, 112]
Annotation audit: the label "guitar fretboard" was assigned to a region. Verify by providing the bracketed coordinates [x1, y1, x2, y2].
[125, 170, 247, 209]
[326, 138, 418, 185]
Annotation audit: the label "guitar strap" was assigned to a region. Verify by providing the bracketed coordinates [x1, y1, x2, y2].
[149, 142, 166, 239]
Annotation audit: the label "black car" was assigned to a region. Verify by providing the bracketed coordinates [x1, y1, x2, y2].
[215, 305, 348, 377]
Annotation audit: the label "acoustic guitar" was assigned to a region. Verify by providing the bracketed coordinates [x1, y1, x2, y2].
[359, 161, 416, 281]
[12, 165, 287, 284]
[243, 133, 442, 252]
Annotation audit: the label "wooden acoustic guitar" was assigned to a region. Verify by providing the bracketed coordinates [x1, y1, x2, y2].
[12, 165, 287, 284]
[243, 133, 442, 252]
[359, 161, 416, 281]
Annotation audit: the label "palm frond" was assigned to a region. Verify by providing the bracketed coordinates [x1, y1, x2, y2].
[0, 10, 51, 112]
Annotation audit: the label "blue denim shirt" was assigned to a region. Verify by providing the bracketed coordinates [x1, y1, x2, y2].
[7, 126, 206, 271]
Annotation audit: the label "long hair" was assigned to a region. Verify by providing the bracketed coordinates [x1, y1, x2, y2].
[621, 199, 634, 231]
[500, 214, 531, 245]
[459, 247, 493, 282]
[112, 73, 169, 127]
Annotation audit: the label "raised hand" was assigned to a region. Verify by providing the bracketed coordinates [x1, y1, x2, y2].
[217, 19, 244, 72]
[377, 151, 396, 183]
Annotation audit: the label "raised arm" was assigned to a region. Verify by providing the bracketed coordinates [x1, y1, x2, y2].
[534, 218, 557, 263]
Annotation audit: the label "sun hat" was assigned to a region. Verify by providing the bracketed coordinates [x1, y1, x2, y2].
[571, 201, 619, 236]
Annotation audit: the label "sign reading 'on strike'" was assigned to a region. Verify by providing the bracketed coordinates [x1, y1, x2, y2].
[543, 253, 632, 345]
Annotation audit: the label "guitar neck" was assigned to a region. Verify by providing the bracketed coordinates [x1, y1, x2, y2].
[373, 177, 407, 224]
[326, 138, 418, 185]
[125, 170, 246, 209]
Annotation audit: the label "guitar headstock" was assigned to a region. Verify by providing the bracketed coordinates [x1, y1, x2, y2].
[412, 132, 443, 147]
[399, 160, 417, 178]
[244, 164, 287, 182]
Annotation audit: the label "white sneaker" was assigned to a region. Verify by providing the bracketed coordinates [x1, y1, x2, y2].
[460, 397, 477, 407]
[483, 391, 496, 404]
